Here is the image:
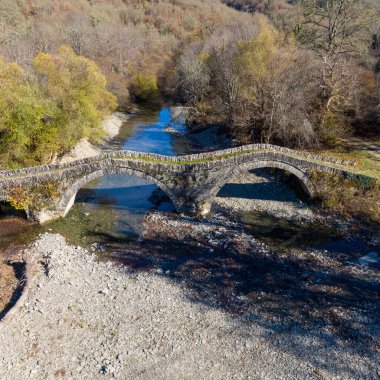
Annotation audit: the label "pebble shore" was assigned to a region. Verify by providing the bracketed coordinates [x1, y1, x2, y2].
[0, 231, 378, 380]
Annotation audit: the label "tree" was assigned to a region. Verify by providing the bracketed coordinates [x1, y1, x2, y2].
[0, 46, 117, 168]
[0, 59, 48, 167]
[33, 45, 117, 150]
[296, 0, 376, 142]
[130, 73, 160, 102]
[176, 45, 210, 106]
[174, 16, 321, 147]
[297, 0, 374, 59]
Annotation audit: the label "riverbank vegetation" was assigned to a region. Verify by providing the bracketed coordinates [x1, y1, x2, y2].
[311, 171, 380, 224]
[0, 46, 116, 168]
[0, 0, 379, 166]
[0, 0, 250, 168]
[173, 0, 380, 147]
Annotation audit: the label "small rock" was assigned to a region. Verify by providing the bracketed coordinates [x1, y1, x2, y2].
[358, 252, 378, 266]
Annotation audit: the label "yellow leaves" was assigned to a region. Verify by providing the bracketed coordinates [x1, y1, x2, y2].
[0, 59, 25, 81]
[236, 16, 281, 80]
[57, 44, 76, 58]
[0, 58, 32, 133]
[33, 45, 117, 123]
[130, 73, 160, 102]
[0, 59, 27, 96]
[198, 51, 211, 64]
[1, 46, 117, 168]
[6, 180, 62, 212]
[6, 185, 32, 211]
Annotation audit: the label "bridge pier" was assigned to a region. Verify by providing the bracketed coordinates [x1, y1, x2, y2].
[176, 197, 212, 217]
[28, 207, 65, 224]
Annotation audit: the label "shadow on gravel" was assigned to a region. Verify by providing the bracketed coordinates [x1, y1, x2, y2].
[217, 168, 311, 203]
[92, 228, 380, 378]
[217, 183, 294, 201]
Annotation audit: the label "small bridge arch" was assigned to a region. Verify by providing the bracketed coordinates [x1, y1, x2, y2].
[58, 166, 182, 218]
[203, 160, 316, 212]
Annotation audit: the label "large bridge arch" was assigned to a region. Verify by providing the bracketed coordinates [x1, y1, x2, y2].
[203, 160, 316, 212]
[57, 166, 181, 217]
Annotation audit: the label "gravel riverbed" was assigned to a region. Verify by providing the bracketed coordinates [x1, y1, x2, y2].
[0, 227, 379, 380]
[1, 122, 379, 379]
[214, 169, 316, 222]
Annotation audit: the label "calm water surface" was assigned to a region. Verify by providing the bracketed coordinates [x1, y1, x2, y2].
[0, 107, 371, 255]
[72, 107, 200, 237]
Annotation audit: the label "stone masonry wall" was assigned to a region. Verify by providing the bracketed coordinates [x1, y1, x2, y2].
[0, 144, 356, 178]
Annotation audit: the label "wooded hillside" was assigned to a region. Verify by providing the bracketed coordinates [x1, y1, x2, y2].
[0, 0, 249, 105]
[0, 0, 379, 166]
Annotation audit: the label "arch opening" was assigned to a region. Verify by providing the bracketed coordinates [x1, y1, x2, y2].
[0, 200, 28, 219]
[57, 168, 178, 237]
[208, 160, 316, 221]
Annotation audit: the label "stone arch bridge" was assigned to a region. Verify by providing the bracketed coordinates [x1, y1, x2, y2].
[0, 144, 361, 223]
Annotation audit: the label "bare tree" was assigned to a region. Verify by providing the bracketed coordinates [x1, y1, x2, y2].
[176, 45, 210, 105]
[297, 0, 374, 59]
[296, 0, 376, 140]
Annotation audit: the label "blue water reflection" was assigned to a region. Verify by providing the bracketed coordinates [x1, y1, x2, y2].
[76, 107, 194, 236]
[122, 108, 187, 155]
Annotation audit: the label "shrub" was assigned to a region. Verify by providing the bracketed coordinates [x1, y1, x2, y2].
[0, 46, 117, 168]
[130, 73, 160, 103]
[311, 171, 380, 224]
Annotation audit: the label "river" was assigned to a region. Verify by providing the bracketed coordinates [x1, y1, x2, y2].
[0, 107, 201, 251]
[0, 106, 377, 257]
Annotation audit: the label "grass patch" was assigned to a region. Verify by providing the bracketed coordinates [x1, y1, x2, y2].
[305, 139, 380, 180]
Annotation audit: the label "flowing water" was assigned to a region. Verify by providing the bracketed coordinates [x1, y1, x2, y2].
[71, 107, 200, 239]
[0, 107, 374, 257]
[0, 107, 200, 251]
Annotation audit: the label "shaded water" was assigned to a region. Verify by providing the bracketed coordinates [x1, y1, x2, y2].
[0, 107, 200, 250]
[0, 107, 372, 256]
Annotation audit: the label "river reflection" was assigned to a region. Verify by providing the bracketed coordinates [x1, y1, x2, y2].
[75, 107, 197, 236]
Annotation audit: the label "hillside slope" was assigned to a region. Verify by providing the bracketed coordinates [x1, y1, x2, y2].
[0, 0, 251, 105]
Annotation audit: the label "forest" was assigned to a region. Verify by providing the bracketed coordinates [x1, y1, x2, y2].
[0, 0, 379, 167]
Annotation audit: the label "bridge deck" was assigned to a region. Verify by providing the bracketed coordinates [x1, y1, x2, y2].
[0, 144, 378, 184]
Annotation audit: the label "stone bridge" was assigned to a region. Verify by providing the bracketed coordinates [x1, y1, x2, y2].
[0, 144, 361, 223]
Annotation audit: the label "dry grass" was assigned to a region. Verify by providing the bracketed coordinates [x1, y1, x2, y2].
[0, 260, 17, 314]
[311, 171, 380, 224]
[305, 138, 380, 180]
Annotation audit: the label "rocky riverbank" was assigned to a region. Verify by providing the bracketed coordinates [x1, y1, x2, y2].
[214, 168, 316, 223]
[58, 112, 128, 164]
[1, 110, 379, 380]
[0, 223, 379, 379]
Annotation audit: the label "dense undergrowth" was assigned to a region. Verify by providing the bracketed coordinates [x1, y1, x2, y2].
[312, 172, 380, 224]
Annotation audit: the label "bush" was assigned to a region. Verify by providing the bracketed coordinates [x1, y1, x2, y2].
[311, 172, 380, 224]
[130, 73, 160, 103]
[0, 46, 117, 168]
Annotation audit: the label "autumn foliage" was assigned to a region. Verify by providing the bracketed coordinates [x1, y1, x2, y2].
[0, 47, 116, 168]
[0, 0, 379, 164]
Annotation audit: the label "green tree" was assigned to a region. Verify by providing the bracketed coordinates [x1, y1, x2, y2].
[33, 45, 117, 150]
[130, 73, 160, 103]
[0, 59, 49, 167]
[0, 46, 117, 168]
